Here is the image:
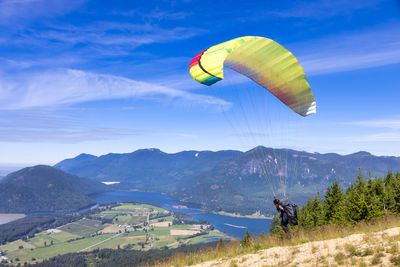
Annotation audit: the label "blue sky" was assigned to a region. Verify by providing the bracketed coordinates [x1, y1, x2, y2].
[0, 0, 400, 165]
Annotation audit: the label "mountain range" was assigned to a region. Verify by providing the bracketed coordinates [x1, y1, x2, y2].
[54, 146, 400, 215]
[0, 165, 108, 213]
[55, 148, 242, 192]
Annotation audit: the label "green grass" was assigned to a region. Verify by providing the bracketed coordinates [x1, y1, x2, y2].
[112, 204, 148, 211]
[391, 255, 400, 266]
[5, 234, 114, 263]
[111, 203, 167, 214]
[85, 233, 146, 250]
[334, 252, 346, 265]
[77, 218, 101, 227]
[188, 230, 229, 244]
[0, 239, 35, 252]
[152, 228, 170, 235]
[59, 221, 104, 237]
[97, 213, 117, 220]
[114, 215, 132, 224]
[129, 215, 147, 225]
[113, 214, 147, 225]
[158, 215, 174, 221]
[26, 231, 80, 248]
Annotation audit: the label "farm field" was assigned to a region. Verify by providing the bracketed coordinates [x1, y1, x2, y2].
[0, 203, 229, 265]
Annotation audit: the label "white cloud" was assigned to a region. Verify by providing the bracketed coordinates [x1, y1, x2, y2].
[0, 68, 231, 109]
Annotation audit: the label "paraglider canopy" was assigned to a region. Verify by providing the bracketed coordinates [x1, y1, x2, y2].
[189, 36, 316, 117]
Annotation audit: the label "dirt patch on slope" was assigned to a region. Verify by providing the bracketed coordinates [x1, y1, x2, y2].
[192, 227, 400, 266]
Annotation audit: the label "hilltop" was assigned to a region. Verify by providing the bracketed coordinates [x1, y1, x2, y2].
[0, 165, 108, 213]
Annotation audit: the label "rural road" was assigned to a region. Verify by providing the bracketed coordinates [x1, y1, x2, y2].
[78, 232, 123, 252]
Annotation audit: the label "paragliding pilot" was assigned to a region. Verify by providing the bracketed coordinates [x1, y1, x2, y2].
[273, 197, 298, 237]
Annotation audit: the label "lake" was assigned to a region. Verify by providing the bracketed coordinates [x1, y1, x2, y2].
[90, 191, 272, 238]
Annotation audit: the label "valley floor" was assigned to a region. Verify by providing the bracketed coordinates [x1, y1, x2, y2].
[192, 227, 400, 266]
[0, 203, 228, 265]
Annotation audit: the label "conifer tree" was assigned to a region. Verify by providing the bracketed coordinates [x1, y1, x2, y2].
[311, 192, 324, 226]
[365, 177, 385, 219]
[298, 199, 314, 228]
[324, 180, 345, 224]
[345, 169, 371, 222]
[241, 229, 253, 247]
[299, 193, 325, 228]
[391, 172, 400, 213]
[384, 171, 397, 213]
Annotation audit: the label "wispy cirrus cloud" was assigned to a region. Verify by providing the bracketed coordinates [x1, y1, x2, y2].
[112, 8, 191, 21]
[26, 22, 204, 48]
[0, 68, 230, 109]
[0, 109, 82, 129]
[1, 21, 206, 61]
[0, 0, 86, 25]
[0, 126, 140, 143]
[0, 109, 141, 143]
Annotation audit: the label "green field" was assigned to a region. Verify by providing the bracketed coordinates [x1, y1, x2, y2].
[59, 219, 104, 237]
[0, 203, 230, 265]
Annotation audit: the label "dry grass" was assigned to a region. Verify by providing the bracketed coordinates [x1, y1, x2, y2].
[156, 215, 400, 267]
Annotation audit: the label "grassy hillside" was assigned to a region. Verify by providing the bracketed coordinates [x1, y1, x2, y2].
[161, 171, 400, 266]
[159, 215, 400, 267]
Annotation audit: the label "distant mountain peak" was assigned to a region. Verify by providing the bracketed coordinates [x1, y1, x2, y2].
[348, 151, 372, 157]
[247, 145, 267, 153]
[136, 148, 163, 153]
[75, 153, 97, 159]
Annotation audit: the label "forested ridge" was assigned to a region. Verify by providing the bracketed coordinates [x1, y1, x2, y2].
[0, 165, 107, 213]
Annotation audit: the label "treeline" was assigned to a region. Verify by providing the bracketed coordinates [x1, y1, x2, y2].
[0, 214, 83, 245]
[0, 204, 114, 244]
[271, 170, 400, 233]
